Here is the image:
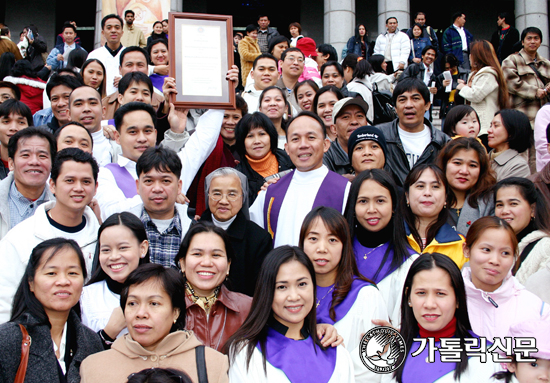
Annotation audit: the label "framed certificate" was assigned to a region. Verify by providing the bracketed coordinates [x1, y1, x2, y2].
[168, 12, 236, 109]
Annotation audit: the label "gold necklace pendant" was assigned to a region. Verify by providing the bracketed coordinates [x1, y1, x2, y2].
[363, 243, 384, 260]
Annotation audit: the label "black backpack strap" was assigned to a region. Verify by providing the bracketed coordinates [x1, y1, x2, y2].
[195, 345, 209, 383]
[516, 238, 543, 275]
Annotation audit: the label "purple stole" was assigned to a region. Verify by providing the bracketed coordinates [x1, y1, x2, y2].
[353, 239, 413, 284]
[403, 331, 481, 383]
[262, 169, 348, 241]
[261, 327, 337, 383]
[316, 279, 370, 325]
[104, 163, 137, 198]
[150, 73, 166, 92]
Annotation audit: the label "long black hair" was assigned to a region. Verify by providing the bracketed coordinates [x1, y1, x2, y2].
[11, 238, 87, 325]
[344, 169, 412, 281]
[226, 246, 323, 372]
[494, 177, 550, 236]
[87, 212, 150, 285]
[299, 206, 373, 321]
[400, 164, 450, 251]
[394, 253, 472, 383]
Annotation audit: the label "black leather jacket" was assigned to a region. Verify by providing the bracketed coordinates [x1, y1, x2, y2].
[377, 118, 451, 187]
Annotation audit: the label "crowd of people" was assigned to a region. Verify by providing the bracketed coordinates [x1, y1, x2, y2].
[0, 8, 550, 383]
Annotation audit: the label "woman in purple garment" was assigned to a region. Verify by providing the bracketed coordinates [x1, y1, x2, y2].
[148, 38, 169, 92]
[226, 246, 354, 383]
[344, 169, 418, 326]
[300, 206, 389, 382]
[383, 253, 497, 383]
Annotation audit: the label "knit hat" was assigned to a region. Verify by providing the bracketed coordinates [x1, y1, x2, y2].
[297, 37, 317, 58]
[332, 97, 369, 125]
[347, 125, 388, 163]
[505, 320, 550, 360]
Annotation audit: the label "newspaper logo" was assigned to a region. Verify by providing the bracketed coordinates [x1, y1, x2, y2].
[359, 326, 407, 374]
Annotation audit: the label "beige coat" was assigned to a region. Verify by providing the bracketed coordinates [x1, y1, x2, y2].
[459, 66, 500, 136]
[490, 148, 531, 181]
[80, 330, 228, 383]
[238, 36, 261, 86]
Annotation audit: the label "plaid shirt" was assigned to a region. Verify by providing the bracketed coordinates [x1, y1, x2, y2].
[502, 49, 550, 123]
[257, 29, 269, 53]
[8, 181, 48, 229]
[140, 207, 183, 268]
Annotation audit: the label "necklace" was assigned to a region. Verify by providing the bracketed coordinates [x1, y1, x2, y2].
[316, 285, 335, 307]
[363, 243, 384, 260]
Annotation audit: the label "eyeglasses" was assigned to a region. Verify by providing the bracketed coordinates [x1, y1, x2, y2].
[209, 191, 241, 202]
[285, 56, 304, 64]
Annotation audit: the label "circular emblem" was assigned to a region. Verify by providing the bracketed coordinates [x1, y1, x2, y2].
[359, 326, 406, 374]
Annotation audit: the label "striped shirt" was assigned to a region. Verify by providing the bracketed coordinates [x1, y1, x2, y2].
[8, 181, 49, 229]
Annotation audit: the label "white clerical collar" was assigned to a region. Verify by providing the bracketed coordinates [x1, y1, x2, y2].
[211, 214, 237, 230]
[293, 165, 328, 182]
[91, 129, 106, 143]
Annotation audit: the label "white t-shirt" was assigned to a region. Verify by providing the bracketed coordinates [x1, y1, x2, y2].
[398, 125, 431, 169]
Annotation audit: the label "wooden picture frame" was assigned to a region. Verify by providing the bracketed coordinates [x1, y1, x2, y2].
[168, 12, 235, 109]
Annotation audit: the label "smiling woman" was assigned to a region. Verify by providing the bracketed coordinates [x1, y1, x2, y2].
[80, 263, 229, 382]
[461, 217, 550, 344]
[175, 223, 254, 351]
[388, 253, 499, 383]
[235, 112, 294, 204]
[227, 246, 355, 383]
[0, 238, 103, 383]
[400, 164, 467, 268]
[80, 212, 150, 346]
[436, 137, 496, 235]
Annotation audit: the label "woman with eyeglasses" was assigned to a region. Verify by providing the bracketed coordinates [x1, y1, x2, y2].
[198, 168, 273, 297]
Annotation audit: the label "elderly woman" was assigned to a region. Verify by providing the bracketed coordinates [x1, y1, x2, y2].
[0, 238, 103, 383]
[198, 167, 273, 296]
[80, 263, 228, 382]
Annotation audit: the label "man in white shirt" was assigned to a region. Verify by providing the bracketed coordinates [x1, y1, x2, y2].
[277, 48, 305, 114]
[0, 147, 101, 323]
[95, 101, 222, 221]
[373, 17, 411, 74]
[46, 23, 87, 71]
[249, 111, 351, 247]
[87, 14, 125, 96]
[68, 86, 116, 167]
[102, 46, 164, 120]
[242, 54, 280, 112]
[377, 77, 451, 187]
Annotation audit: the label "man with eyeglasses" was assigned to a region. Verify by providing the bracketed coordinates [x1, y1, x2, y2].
[198, 167, 272, 296]
[277, 47, 305, 115]
[129, 146, 192, 268]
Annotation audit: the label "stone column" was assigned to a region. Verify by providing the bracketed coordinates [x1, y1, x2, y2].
[516, 0, 549, 57]
[324, 0, 356, 59]
[377, 0, 409, 36]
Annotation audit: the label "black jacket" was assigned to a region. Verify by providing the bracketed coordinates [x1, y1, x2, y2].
[236, 148, 294, 205]
[434, 67, 470, 118]
[399, 62, 437, 84]
[0, 310, 103, 383]
[377, 118, 451, 187]
[199, 209, 273, 296]
[490, 27, 520, 62]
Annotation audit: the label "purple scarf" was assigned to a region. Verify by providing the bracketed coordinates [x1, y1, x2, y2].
[263, 169, 348, 242]
[316, 278, 371, 325]
[261, 327, 337, 382]
[104, 163, 137, 198]
[353, 238, 413, 284]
